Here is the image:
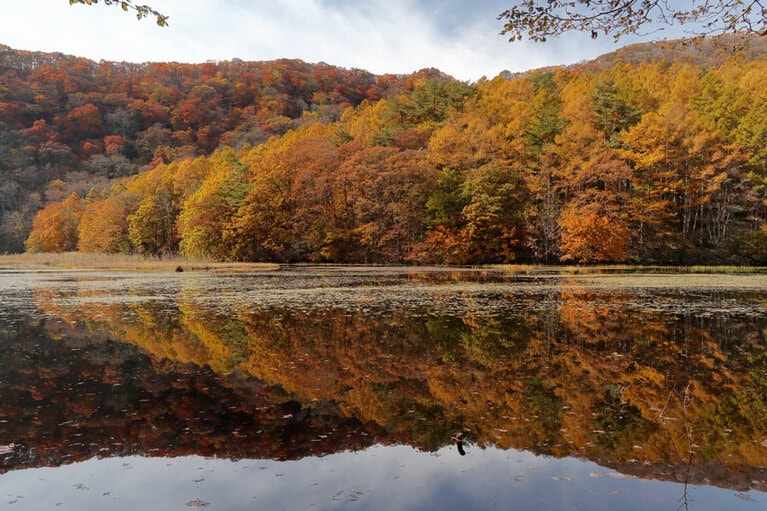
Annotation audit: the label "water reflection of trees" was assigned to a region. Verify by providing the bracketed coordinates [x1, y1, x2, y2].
[14, 283, 767, 490]
[0, 319, 385, 474]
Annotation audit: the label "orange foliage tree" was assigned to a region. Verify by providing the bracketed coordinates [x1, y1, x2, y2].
[25, 192, 83, 252]
[559, 206, 630, 263]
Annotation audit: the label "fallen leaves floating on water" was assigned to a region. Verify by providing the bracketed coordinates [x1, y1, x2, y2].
[734, 492, 757, 502]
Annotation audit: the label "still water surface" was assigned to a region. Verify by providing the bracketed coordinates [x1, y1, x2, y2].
[1, 266, 766, 510]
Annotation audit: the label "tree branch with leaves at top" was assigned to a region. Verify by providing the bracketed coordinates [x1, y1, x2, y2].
[69, 0, 168, 26]
[498, 0, 766, 42]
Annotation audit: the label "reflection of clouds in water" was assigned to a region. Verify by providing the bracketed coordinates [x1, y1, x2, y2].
[2, 446, 763, 510]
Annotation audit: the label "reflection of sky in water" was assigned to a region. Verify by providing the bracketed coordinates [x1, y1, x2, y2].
[2, 445, 763, 510]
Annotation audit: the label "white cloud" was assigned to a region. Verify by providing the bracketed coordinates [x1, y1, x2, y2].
[0, 0, 651, 80]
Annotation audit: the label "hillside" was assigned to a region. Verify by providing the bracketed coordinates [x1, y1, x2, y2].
[2, 35, 767, 264]
[0, 45, 443, 251]
[577, 33, 767, 70]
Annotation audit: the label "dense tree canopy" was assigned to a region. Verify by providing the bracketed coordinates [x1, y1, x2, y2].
[499, 1, 767, 42]
[5, 36, 767, 264]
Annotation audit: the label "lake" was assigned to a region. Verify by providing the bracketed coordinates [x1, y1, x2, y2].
[1, 266, 766, 510]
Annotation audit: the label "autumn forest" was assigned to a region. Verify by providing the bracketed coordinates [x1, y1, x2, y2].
[2, 36, 767, 264]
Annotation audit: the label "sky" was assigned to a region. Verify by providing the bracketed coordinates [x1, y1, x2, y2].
[0, 0, 682, 81]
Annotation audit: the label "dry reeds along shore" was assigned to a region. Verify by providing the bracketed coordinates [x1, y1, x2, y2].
[0, 252, 278, 272]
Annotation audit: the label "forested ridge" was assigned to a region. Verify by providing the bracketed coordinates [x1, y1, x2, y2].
[3, 35, 767, 264]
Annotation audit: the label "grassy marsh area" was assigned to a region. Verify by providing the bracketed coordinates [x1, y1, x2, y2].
[0, 252, 277, 272]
